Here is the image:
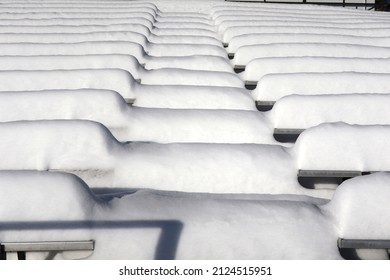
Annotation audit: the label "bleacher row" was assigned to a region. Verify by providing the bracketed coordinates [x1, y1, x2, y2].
[0, 0, 390, 260]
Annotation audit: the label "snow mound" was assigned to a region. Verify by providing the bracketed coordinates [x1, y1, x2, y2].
[0, 89, 129, 128]
[152, 28, 217, 38]
[0, 54, 143, 80]
[145, 55, 234, 73]
[0, 23, 151, 37]
[149, 34, 222, 46]
[147, 43, 226, 58]
[0, 69, 136, 100]
[220, 22, 390, 38]
[243, 57, 390, 83]
[0, 18, 154, 30]
[0, 41, 146, 64]
[253, 72, 390, 102]
[1, 11, 156, 22]
[0, 120, 121, 170]
[234, 43, 390, 66]
[0, 89, 274, 144]
[0, 170, 98, 221]
[0, 31, 148, 47]
[294, 123, 390, 171]
[224, 26, 390, 44]
[134, 85, 255, 110]
[272, 94, 390, 129]
[325, 172, 390, 239]
[141, 68, 244, 88]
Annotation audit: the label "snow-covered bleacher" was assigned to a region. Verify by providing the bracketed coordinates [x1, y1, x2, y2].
[0, 0, 389, 260]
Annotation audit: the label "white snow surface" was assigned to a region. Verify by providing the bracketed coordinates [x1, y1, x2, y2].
[1, 0, 390, 260]
[0, 69, 136, 99]
[325, 172, 390, 240]
[253, 72, 390, 102]
[234, 43, 390, 66]
[243, 57, 390, 82]
[0, 54, 143, 80]
[228, 33, 390, 55]
[223, 26, 390, 44]
[0, 170, 339, 259]
[272, 94, 390, 129]
[294, 123, 390, 171]
[0, 89, 274, 144]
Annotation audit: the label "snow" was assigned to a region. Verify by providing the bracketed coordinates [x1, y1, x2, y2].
[0, 11, 157, 21]
[219, 20, 390, 36]
[253, 72, 390, 102]
[0, 54, 143, 80]
[325, 172, 390, 240]
[243, 57, 390, 83]
[0, 171, 98, 221]
[149, 34, 222, 46]
[0, 170, 339, 259]
[133, 85, 255, 110]
[0, 23, 152, 36]
[1, 0, 389, 260]
[234, 43, 390, 66]
[146, 43, 227, 57]
[144, 55, 233, 72]
[0, 41, 147, 64]
[0, 31, 149, 47]
[272, 94, 390, 130]
[228, 33, 390, 55]
[0, 69, 137, 100]
[140, 68, 244, 87]
[0, 89, 272, 144]
[294, 123, 390, 171]
[225, 26, 390, 44]
[0, 18, 155, 30]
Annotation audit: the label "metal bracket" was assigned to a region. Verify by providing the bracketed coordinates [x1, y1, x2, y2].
[0, 240, 94, 260]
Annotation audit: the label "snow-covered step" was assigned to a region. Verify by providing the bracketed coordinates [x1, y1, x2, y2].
[217, 19, 390, 35]
[141, 69, 243, 88]
[0, 11, 157, 21]
[145, 55, 233, 73]
[0, 2, 158, 9]
[157, 12, 209, 20]
[153, 21, 215, 31]
[211, 3, 384, 15]
[0, 120, 323, 196]
[0, 170, 336, 259]
[0, 90, 274, 144]
[0, 7, 158, 14]
[224, 26, 390, 45]
[228, 34, 390, 57]
[0, 54, 234, 77]
[0, 23, 151, 37]
[0, 1, 158, 8]
[0, 54, 143, 80]
[0, 41, 146, 64]
[272, 94, 390, 142]
[147, 44, 226, 58]
[0, 69, 136, 101]
[0, 31, 148, 47]
[233, 43, 390, 69]
[212, 10, 390, 22]
[133, 85, 255, 110]
[0, 18, 155, 30]
[152, 28, 217, 38]
[253, 72, 390, 110]
[2, 170, 390, 259]
[242, 57, 390, 85]
[148, 34, 222, 46]
[294, 123, 390, 180]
